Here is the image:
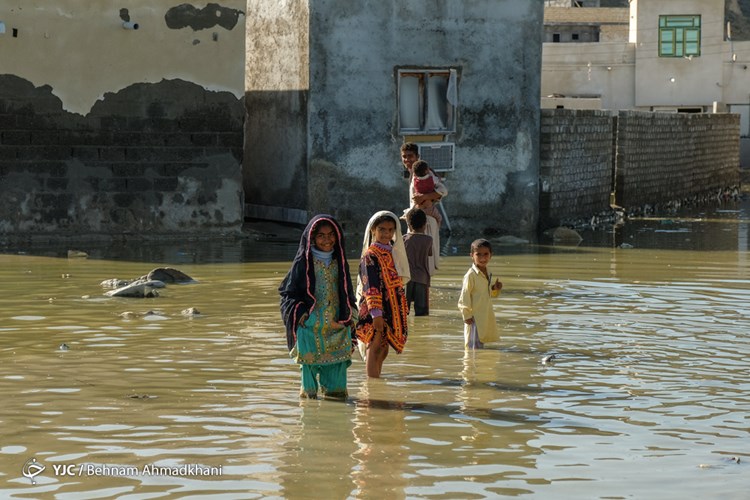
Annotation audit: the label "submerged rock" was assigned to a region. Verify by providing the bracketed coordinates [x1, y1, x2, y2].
[181, 307, 201, 316]
[101, 278, 131, 289]
[127, 394, 157, 399]
[67, 250, 88, 259]
[544, 227, 582, 245]
[494, 235, 530, 245]
[101, 268, 194, 299]
[145, 267, 197, 284]
[105, 280, 164, 298]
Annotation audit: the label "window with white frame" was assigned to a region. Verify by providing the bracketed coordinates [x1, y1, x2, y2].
[398, 69, 457, 134]
[659, 15, 701, 57]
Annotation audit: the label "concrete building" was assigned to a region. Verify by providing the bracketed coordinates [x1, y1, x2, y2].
[1, 1, 544, 239]
[542, 5, 633, 111]
[543, 6, 630, 43]
[245, 1, 544, 237]
[542, 0, 750, 165]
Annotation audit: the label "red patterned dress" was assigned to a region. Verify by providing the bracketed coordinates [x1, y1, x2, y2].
[355, 242, 408, 353]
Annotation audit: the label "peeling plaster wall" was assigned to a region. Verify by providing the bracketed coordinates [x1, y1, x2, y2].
[0, 1, 245, 114]
[245, 0, 543, 236]
[0, 1, 246, 236]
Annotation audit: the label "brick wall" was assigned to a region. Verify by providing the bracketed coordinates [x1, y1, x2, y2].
[0, 76, 244, 237]
[616, 111, 740, 207]
[540, 109, 614, 227]
[540, 109, 740, 228]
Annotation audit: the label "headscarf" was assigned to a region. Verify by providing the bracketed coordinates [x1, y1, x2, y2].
[278, 214, 356, 351]
[356, 211, 411, 302]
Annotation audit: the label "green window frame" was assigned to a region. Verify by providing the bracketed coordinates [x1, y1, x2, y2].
[659, 15, 701, 57]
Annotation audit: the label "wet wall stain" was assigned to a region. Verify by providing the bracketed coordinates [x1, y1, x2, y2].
[119, 8, 131, 22]
[165, 3, 244, 31]
[0, 75, 244, 235]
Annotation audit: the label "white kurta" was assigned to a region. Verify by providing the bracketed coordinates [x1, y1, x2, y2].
[457, 264, 500, 345]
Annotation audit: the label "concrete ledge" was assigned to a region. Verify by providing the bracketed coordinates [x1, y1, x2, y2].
[245, 204, 308, 225]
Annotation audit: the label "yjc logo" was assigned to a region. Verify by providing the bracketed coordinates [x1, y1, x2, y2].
[22, 457, 46, 484]
[52, 464, 76, 475]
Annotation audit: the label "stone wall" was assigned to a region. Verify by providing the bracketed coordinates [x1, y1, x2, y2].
[539, 109, 614, 227]
[615, 111, 740, 208]
[540, 109, 741, 228]
[0, 77, 244, 237]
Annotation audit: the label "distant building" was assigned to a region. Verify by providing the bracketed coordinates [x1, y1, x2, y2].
[544, 7, 629, 43]
[542, 0, 750, 165]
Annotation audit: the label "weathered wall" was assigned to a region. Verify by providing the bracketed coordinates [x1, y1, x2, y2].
[0, 1, 246, 236]
[0, 1, 245, 115]
[246, 0, 544, 237]
[539, 109, 614, 227]
[244, 0, 310, 224]
[310, 1, 543, 236]
[540, 109, 740, 227]
[0, 77, 244, 235]
[616, 111, 740, 207]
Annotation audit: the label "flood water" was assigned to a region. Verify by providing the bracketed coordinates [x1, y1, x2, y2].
[1, 201, 749, 499]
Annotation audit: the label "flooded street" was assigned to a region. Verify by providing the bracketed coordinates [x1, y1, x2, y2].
[1, 201, 749, 499]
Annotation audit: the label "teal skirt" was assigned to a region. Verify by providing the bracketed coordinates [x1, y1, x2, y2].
[291, 309, 353, 397]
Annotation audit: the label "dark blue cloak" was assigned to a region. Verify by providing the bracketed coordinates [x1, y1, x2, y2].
[278, 214, 357, 351]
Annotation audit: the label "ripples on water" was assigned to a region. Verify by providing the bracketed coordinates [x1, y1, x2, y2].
[1, 208, 749, 499]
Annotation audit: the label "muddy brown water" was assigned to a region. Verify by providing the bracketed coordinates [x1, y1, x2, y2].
[1, 202, 748, 499]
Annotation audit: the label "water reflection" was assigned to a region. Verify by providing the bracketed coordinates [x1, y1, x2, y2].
[350, 383, 410, 500]
[0, 200, 749, 498]
[281, 401, 357, 499]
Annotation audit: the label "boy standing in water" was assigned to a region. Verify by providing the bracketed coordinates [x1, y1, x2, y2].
[457, 239, 503, 349]
[403, 207, 432, 316]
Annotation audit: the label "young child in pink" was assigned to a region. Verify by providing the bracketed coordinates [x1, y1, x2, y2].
[411, 160, 443, 227]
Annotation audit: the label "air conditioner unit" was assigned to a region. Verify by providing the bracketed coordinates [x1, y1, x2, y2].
[417, 142, 455, 172]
